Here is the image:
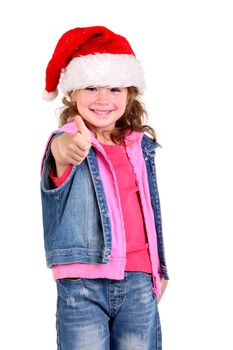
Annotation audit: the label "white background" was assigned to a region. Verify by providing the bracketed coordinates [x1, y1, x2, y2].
[0, 0, 232, 349]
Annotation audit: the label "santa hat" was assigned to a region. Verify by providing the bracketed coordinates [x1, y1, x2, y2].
[42, 26, 145, 101]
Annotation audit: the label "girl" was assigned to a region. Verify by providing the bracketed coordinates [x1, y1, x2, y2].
[41, 26, 169, 350]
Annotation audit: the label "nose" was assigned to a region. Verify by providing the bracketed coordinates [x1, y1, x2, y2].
[95, 88, 110, 104]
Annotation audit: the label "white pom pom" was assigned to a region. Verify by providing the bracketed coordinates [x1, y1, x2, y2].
[42, 89, 58, 101]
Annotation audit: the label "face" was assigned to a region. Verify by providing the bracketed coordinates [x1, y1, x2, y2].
[72, 87, 128, 138]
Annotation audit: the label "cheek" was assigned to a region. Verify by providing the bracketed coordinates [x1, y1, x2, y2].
[118, 99, 128, 112]
[78, 96, 86, 105]
[76, 99, 90, 112]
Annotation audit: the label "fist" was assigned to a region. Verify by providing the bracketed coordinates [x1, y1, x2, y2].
[56, 115, 91, 166]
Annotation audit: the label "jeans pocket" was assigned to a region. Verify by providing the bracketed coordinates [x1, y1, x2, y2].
[58, 277, 82, 282]
[56, 278, 83, 291]
[140, 272, 153, 280]
[56, 278, 84, 308]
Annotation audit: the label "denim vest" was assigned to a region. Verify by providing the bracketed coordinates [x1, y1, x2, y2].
[40, 132, 169, 280]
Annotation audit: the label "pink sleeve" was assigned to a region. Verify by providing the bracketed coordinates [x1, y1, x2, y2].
[49, 164, 73, 187]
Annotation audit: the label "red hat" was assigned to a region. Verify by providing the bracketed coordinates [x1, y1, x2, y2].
[42, 26, 145, 101]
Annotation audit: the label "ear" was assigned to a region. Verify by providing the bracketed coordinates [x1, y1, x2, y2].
[70, 90, 77, 103]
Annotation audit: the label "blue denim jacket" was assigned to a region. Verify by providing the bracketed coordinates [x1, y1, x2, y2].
[40, 132, 169, 280]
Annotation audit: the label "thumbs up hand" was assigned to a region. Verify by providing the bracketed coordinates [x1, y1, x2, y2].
[51, 115, 91, 175]
[73, 115, 91, 159]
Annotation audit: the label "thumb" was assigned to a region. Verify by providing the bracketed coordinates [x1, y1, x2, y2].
[74, 115, 90, 139]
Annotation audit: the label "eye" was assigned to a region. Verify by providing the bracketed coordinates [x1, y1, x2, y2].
[85, 87, 97, 92]
[110, 87, 121, 93]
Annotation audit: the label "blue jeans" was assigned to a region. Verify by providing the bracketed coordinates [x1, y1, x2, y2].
[56, 272, 162, 349]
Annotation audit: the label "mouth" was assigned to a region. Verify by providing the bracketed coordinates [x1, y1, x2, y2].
[90, 109, 114, 115]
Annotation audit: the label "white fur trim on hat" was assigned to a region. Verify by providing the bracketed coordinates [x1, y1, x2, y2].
[42, 89, 58, 101]
[60, 54, 145, 94]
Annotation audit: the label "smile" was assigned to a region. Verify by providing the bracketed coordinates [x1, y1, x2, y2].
[91, 109, 114, 115]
